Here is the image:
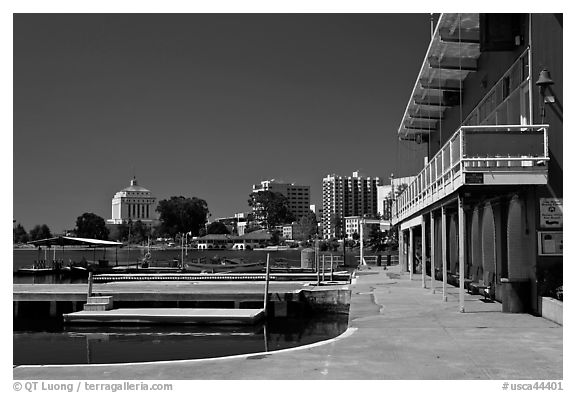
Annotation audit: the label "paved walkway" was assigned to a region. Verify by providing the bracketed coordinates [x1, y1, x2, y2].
[13, 265, 563, 380]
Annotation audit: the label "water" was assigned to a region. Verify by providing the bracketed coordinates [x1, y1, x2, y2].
[13, 315, 349, 365]
[13, 248, 361, 283]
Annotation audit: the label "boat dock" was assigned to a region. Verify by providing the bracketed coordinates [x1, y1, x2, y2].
[13, 280, 351, 319]
[63, 307, 265, 325]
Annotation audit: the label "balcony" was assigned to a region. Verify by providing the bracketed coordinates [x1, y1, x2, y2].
[392, 124, 549, 223]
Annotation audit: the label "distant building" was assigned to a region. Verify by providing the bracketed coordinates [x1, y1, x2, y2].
[282, 223, 305, 241]
[321, 171, 383, 239]
[344, 216, 362, 238]
[376, 176, 416, 220]
[251, 179, 311, 224]
[106, 177, 157, 227]
[196, 230, 273, 250]
[345, 216, 391, 241]
[237, 221, 247, 236]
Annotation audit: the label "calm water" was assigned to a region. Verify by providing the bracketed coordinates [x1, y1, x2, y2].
[13, 315, 349, 365]
[13, 248, 361, 283]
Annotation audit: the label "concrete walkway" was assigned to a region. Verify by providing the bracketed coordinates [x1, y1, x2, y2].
[13, 265, 562, 380]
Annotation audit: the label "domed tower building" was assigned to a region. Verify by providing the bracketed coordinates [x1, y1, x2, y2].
[107, 177, 158, 228]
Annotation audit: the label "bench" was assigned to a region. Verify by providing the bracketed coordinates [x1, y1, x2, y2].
[468, 271, 495, 300]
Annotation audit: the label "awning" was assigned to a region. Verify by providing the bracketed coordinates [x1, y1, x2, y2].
[27, 236, 122, 247]
[398, 13, 480, 140]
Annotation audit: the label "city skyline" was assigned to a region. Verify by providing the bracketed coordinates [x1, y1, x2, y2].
[14, 13, 431, 233]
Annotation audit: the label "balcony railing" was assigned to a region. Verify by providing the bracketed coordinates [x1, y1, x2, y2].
[392, 125, 549, 223]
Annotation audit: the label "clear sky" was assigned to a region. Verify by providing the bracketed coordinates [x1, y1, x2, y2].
[14, 13, 431, 233]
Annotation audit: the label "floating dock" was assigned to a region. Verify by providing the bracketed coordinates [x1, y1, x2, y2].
[63, 308, 265, 325]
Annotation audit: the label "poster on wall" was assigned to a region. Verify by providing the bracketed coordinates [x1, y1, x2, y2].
[539, 198, 563, 228]
[537, 231, 563, 256]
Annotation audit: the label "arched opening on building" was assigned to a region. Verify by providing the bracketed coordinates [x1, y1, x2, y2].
[507, 196, 530, 280]
[481, 203, 497, 293]
[470, 207, 483, 282]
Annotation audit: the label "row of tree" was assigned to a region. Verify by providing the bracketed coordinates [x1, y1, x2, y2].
[13, 195, 213, 244]
[15, 184, 405, 245]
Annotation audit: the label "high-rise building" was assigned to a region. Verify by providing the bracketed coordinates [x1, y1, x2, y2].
[106, 177, 157, 227]
[322, 171, 383, 239]
[251, 179, 311, 224]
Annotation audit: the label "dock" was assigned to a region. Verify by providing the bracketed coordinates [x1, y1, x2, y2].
[14, 280, 351, 319]
[63, 308, 265, 325]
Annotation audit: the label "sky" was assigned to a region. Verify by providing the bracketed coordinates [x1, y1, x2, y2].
[13, 13, 431, 233]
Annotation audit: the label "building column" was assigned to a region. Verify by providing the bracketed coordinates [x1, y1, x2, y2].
[430, 211, 436, 294]
[399, 230, 405, 271]
[458, 194, 466, 313]
[408, 227, 414, 280]
[442, 206, 448, 302]
[421, 216, 426, 289]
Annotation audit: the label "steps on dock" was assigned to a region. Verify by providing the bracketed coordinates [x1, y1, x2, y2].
[84, 296, 114, 311]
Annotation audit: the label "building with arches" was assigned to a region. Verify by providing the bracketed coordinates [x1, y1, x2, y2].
[392, 14, 562, 318]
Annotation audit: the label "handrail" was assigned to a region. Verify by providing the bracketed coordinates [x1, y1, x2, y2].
[392, 124, 549, 223]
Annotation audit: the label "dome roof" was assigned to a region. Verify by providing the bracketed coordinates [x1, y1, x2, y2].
[121, 177, 151, 193]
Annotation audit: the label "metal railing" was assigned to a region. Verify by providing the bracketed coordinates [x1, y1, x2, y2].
[392, 124, 549, 223]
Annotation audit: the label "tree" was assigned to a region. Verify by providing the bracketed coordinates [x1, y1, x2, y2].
[13, 223, 29, 244]
[207, 221, 231, 235]
[248, 191, 294, 229]
[244, 224, 263, 234]
[270, 229, 281, 246]
[394, 183, 409, 198]
[114, 221, 131, 242]
[75, 213, 109, 240]
[298, 210, 318, 240]
[156, 196, 209, 238]
[132, 220, 150, 244]
[29, 224, 52, 241]
[330, 214, 344, 239]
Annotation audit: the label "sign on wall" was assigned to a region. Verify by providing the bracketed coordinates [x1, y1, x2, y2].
[539, 198, 563, 229]
[537, 231, 563, 256]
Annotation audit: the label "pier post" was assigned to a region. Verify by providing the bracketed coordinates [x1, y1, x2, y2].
[322, 254, 325, 282]
[330, 254, 334, 281]
[87, 272, 93, 298]
[316, 252, 320, 286]
[263, 254, 270, 316]
[49, 301, 57, 317]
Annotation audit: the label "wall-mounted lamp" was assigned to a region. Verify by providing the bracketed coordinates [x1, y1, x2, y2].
[535, 69, 555, 122]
